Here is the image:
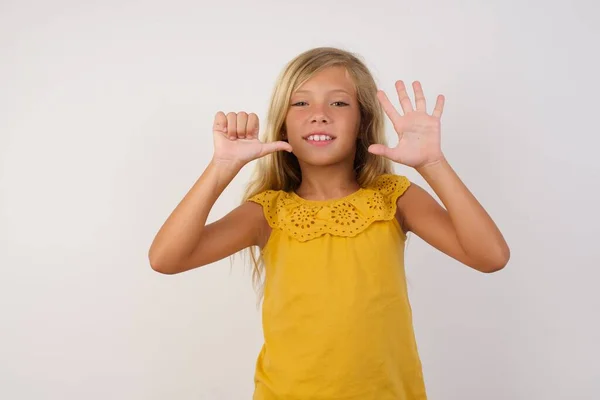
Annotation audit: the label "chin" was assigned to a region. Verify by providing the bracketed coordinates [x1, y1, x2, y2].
[294, 149, 354, 168]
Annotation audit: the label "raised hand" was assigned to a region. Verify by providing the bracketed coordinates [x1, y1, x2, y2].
[211, 111, 292, 168]
[368, 81, 445, 169]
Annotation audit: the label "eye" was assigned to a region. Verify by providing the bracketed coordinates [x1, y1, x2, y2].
[291, 101, 308, 106]
[332, 101, 349, 107]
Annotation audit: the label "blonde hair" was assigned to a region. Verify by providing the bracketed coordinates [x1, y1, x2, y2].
[241, 46, 393, 292]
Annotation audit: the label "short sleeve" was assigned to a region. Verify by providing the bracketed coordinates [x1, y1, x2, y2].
[247, 190, 284, 230]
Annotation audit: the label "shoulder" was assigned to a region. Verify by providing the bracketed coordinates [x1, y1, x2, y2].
[364, 174, 414, 232]
[247, 189, 285, 207]
[365, 174, 412, 205]
[247, 189, 289, 223]
[246, 189, 286, 247]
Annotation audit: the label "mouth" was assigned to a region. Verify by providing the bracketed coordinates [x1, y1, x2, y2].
[303, 132, 336, 146]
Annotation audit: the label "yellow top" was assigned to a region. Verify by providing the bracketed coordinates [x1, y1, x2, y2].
[248, 174, 427, 400]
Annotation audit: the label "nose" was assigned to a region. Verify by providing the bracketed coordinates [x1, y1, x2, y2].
[310, 104, 330, 124]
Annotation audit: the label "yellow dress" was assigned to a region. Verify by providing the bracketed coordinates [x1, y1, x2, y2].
[248, 174, 427, 400]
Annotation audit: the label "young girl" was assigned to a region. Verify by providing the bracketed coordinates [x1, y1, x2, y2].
[149, 47, 510, 400]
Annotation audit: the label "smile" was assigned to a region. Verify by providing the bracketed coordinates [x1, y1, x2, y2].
[306, 134, 333, 141]
[304, 134, 335, 146]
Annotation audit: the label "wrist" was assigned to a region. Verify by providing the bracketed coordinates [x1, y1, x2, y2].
[208, 158, 244, 183]
[209, 157, 245, 173]
[415, 155, 449, 176]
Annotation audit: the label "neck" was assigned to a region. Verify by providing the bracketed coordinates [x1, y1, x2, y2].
[295, 162, 360, 201]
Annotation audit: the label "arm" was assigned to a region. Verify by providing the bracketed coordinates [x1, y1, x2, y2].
[148, 110, 290, 275]
[397, 158, 510, 273]
[148, 161, 267, 275]
[371, 80, 509, 273]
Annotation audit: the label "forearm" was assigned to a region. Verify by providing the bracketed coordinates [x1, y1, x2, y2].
[416, 157, 510, 266]
[148, 160, 241, 269]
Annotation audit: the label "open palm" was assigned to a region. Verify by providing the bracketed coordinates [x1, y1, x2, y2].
[369, 81, 445, 169]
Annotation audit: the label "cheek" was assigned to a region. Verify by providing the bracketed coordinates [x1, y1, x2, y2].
[284, 114, 305, 137]
[284, 112, 297, 128]
[338, 110, 361, 136]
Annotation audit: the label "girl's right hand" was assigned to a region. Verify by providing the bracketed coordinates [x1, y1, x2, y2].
[211, 111, 292, 168]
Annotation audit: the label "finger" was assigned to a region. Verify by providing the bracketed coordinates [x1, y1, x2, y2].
[236, 111, 248, 138]
[367, 144, 394, 159]
[432, 94, 445, 118]
[259, 141, 293, 156]
[413, 81, 426, 112]
[395, 80, 414, 114]
[213, 111, 227, 133]
[377, 90, 402, 126]
[246, 113, 259, 139]
[226, 112, 237, 140]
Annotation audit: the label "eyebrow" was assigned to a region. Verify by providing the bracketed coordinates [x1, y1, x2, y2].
[293, 89, 352, 95]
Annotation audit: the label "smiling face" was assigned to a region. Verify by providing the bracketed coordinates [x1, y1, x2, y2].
[284, 66, 362, 167]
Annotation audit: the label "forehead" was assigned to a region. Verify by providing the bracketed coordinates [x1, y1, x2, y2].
[294, 66, 356, 94]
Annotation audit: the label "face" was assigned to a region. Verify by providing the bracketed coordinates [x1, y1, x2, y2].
[284, 66, 361, 167]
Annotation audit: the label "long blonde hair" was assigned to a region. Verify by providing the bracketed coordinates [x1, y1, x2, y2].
[241, 47, 393, 292]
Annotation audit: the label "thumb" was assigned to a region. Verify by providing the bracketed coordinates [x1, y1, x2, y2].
[260, 141, 293, 156]
[368, 144, 394, 159]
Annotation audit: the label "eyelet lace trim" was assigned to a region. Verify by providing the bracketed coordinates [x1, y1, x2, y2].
[248, 174, 411, 242]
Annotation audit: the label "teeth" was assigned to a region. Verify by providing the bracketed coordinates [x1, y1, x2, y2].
[307, 135, 332, 141]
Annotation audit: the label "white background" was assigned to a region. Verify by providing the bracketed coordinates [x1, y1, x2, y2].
[1, 0, 599, 399]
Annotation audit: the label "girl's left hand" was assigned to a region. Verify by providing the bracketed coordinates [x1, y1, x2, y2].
[369, 80, 445, 169]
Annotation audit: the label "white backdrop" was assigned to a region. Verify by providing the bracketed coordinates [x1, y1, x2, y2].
[1, 0, 599, 399]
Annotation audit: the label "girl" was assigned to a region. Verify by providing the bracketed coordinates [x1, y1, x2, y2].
[149, 47, 510, 399]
